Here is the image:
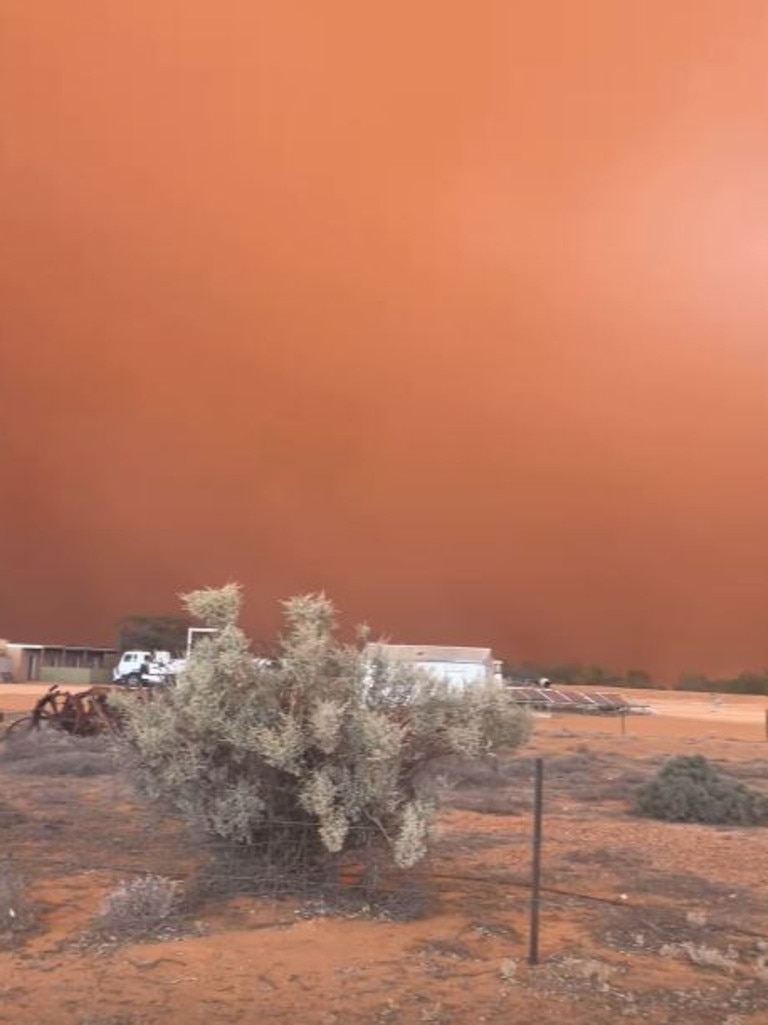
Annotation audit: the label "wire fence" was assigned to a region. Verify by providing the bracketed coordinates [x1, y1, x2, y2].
[5, 840, 768, 975]
[4, 760, 768, 966]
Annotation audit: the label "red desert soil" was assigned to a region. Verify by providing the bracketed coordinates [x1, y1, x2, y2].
[2, 684, 768, 1024]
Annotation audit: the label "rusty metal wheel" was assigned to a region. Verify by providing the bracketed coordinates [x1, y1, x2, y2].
[3, 710, 59, 738]
[2, 715, 35, 739]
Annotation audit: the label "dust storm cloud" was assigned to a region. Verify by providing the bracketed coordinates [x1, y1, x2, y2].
[3, 2, 768, 678]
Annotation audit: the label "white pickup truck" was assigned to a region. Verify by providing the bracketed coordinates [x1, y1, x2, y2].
[113, 640, 273, 686]
[112, 650, 186, 686]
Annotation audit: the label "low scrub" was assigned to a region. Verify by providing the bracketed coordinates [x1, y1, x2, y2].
[95, 875, 180, 939]
[443, 789, 522, 816]
[660, 941, 738, 972]
[634, 755, 768, 826]
[0, 798, 26, 829]
[1, 730, 114, 777]
[0, 865, 36, 943]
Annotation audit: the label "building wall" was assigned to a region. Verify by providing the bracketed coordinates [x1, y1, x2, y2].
[5, 646, 27, 682]
[4, 645, 117, 682]
[38, 667, 114, 685]
[419, 660, 492, 687]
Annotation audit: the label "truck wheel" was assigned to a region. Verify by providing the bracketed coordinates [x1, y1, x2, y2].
[126, 673, 141, 686]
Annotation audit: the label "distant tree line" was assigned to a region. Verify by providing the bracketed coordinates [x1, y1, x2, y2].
[117, 615, 192, 655]
[501, 661, 655, 689]
[676, 671, 768, 696]
[502, 661, 768, 695]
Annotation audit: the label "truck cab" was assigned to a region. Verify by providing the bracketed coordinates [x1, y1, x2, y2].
[113, 650, 176, 686]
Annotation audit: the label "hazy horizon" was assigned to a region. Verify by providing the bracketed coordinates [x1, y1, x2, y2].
[4, 2, 768, 680]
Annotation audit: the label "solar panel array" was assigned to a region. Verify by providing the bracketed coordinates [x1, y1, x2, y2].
[506, 686, 650, 715]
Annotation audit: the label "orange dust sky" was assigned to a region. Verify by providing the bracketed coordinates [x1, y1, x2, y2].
[2, 1, 768, 679]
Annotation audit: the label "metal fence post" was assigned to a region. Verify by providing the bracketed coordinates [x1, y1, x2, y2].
[528, 757, 544, 966]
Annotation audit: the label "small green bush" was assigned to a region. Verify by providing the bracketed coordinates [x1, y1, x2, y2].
[634, 755, 768, 826]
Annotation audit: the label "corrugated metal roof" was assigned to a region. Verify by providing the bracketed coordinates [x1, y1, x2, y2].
[7, 643, 118, 652]
[367, 643, 493, 664]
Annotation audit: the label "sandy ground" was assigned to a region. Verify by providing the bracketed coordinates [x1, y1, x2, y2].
[2, 686, 768, 1024]
[3, 681, 767, 727]
[0, 683, 93, 711]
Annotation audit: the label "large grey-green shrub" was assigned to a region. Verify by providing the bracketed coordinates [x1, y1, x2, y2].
[634, 755, 768, 825]
[117, 584, 530, 868]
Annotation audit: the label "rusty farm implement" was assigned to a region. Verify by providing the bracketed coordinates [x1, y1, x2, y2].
[1, 685, 125, 739]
